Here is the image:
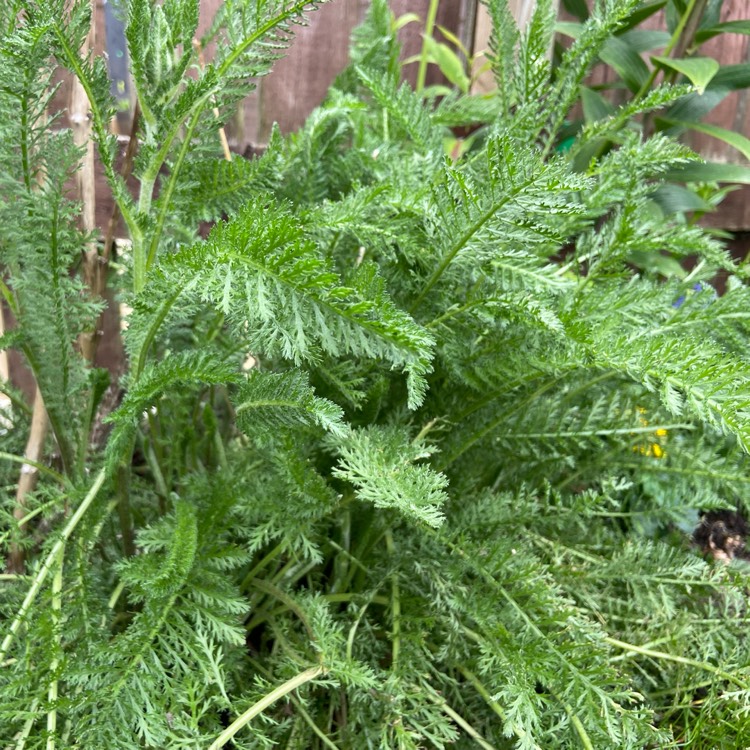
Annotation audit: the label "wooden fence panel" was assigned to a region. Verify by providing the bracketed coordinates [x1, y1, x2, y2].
[55, 1, 750, 229]
[258, 1, 371, 140]
[195, 0, 476, 145]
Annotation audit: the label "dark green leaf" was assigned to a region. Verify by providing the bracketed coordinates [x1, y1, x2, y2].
[601, 36, 650, 92]
[651, 55, 720, 93]
[562, 0, 590, 21]
[666, 161, 750, 183]
[650, 184, 715, 214]
[662, 118, 750, 161]
[580, 85, 615, 122]
[695, 20, 750, 44]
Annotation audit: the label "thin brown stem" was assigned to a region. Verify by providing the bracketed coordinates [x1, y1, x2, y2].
[7, 386, 48, 573]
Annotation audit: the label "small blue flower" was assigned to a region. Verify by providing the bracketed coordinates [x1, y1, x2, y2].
[673, 282, 706, 309]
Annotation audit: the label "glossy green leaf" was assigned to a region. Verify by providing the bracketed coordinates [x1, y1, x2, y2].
[555, 21, 583, 39]
[422, 35, 470, 93]
[665, 0, 682, 35]
[650, 184, 715, 214]
[618, 0, 667, 31]
[662, 118, 750, 162]
[562, 0, 589, 21]
[601, 36, 650, 92]
[666, 161, 750, 184]
[436, 24, 469, 58]
[651, 55, 720, 93]
[711, 63, 750, 91]
[698, 0, 723, 30]
[394, 12, 420, 31]
[663, 88, 728, 124]
[619, 29, 670, 52]
[695, 20, 750, 44]
[628, 249, 688, 277]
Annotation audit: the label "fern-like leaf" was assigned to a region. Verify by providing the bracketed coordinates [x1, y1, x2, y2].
[234, 370, 346, 439]
[332, 425, 448, 527]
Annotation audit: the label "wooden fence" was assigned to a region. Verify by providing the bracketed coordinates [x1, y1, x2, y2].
[81, 0, 750, 227]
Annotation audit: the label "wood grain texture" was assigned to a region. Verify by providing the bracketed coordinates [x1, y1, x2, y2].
[257, 1, 476, 140]
[259, 1, 371, 140]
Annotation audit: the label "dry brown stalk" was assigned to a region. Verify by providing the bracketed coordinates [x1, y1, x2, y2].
[7, 386, 48, 573]
[72, 0, 98, 363]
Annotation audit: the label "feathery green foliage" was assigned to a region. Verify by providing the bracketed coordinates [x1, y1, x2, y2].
[2, 1, 750, 748]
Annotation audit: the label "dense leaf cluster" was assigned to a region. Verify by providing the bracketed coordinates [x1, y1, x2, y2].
[2, 0, 750, 748]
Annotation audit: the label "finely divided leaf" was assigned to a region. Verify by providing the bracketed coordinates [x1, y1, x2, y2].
[157, 196, 434, 408]
[333, 426, 448, 527]
[105, 352, 239, 463]
[234, 369, 347, 438]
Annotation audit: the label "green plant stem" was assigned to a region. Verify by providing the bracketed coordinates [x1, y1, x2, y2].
[459, 666, 540, 749]
[46, 547, 64, 750]
[416, 0, 440, 93]
[134, 287, 185, 379]
[0, 468, 107, 663]
[410, 183, 533, 314]
[0, 452, 66, 484]
[0, 278, 19, 315]
[144, 113, 201, 275]
[116, 463, 135, 558]
[249, 593, 388, 636]
[293, 697, 341, 750]
[561, 701, 594, 750]
[506, 422, 692, 439]
[634, 0, 706, 103]
[217, 1, 314, 80]
[248, 656, 340, 750]
[140, 428, 169, 502]
[208, 665, 325, 750]
[107, 580, 126, 611]
[50, 24, 139, 244]
[329, 510, 351, 595]
[346, 595, 376, 662]
[7, 499, 59, 533]
[604, 636, 749, 689]
[340, 525, 385, 594]
[247, 577, 316, 643]
[12, 698, 39, 750]
[241, 543, 287, 591]
[430, 692, 498, 750]
[327, 539, 370, 582]
[385, 529, 400, 671]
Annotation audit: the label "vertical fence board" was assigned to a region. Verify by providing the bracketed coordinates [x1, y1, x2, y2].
[257, 1, 476, 140]
[258, 1, 371, 140]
